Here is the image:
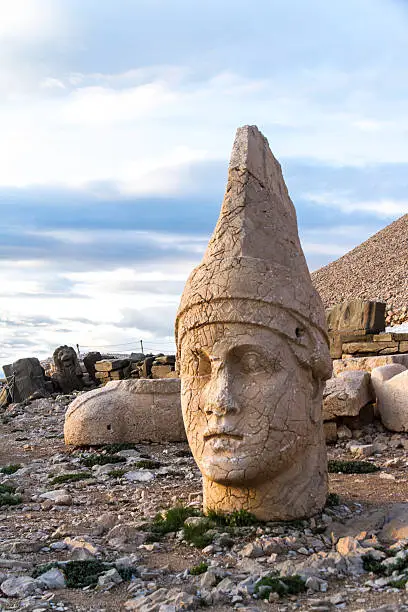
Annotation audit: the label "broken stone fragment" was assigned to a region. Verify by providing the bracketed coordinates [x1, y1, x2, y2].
[323, 370, 373, 420]
[371, 367, 408, 432]
[64, 378, 186, 445]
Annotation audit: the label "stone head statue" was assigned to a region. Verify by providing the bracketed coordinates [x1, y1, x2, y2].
[176, 126, 332, 521]
[53, 345, 84, 394]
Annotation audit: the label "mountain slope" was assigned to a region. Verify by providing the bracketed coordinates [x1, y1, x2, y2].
[311, 214, 408, 325]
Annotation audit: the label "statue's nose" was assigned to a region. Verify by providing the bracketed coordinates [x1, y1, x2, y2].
[204, 373, 238, 416]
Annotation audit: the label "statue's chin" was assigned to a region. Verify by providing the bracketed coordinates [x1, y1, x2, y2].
[201, 457, 268, 487]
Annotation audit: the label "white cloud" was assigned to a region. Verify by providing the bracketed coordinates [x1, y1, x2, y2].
[0, 0, 57, 40]
[1, 62, 408, 195]
[304, 192, 408, 217]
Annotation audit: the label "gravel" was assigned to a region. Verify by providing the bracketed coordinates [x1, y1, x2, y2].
[312, 214, 408, 326]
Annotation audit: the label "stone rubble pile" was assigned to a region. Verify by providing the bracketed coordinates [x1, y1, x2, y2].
[312, 213, 408, 328]
[1, 348, 178, 406]
[94, 354, 177, 386]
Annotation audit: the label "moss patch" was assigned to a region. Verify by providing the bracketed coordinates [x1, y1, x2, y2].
[0, 464, 22, 475]
[362, 553, 385, 574]
[100, 443, 138, 454]
[81, 455, 126, 468]
[33, 560, 137, 588]
[108, 469, 127, 479]
[254, 575, 306, 598]
[50, 473, 92, 485]
[328, 460, 380, 474]
[134, 459, 161, 469]
[0, 483, 22, 506]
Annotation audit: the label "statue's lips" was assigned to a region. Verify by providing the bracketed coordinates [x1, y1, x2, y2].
[203, 430, 243, 442]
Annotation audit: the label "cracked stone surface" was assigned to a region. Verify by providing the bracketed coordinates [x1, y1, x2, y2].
[176, 125, 332, 521]
[64, 379, 186, 445]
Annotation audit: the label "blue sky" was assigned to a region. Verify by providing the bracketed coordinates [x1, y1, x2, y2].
[1, 0, 408, 367]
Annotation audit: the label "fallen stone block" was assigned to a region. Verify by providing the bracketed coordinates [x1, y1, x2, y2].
[95, 359, 129, 372]
[341, 341, 398, 355]
[327, 300, 386, 334]
[64, 378, 186, 445]
[151, 364, 173, 378]
[323, 371, 373, 420]
[371, 368, 408, 432]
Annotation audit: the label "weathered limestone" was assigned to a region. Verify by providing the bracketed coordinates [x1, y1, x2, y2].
[64, 379, 186, 445]
[83, 351, 102, 382]
[327, 300, 386, 334]
[95, 358, 131, 385]
[52, 346, 84, 394]
[371, 364, 407, 390]
[326, 300, 387, 359]
[323, 371, 373, 420]
[370, 366, 408, 432]
[333, 354, 408, 377]
[175, 125, 332, 521]
[3, 358, 49, 403]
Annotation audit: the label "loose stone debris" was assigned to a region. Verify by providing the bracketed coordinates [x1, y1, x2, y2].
[3, 392, 408, 610]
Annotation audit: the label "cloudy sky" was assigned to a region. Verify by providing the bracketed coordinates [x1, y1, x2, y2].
[1, 0, 408, 369]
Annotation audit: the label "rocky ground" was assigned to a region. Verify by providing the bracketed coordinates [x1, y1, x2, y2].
[2, 397, 408, 610]
[311, 213, 408, 326]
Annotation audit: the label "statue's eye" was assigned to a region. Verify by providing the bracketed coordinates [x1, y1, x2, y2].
[240, 352, 264, 374]
[238, 351, 282, 375]
[191, 350, 211, 377]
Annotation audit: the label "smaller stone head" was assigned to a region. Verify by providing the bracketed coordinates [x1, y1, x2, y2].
[53, 345, 83, 393]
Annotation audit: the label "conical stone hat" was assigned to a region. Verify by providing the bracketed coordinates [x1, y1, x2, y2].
[176, 125, 330, 370]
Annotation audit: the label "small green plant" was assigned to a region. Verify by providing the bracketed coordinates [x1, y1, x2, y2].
[362, 554, 386, 574]
[81, 455, 126, 468]
[206, 509, 258, 528]
[50, 473, 92, 485]
[183, 520, 213, 549]
[64, 560, 111, 588]
[0, 493, 22, 506]
[389, 578, 407, 589]
[328, 460, 380, 474]
[108, 469, 127, 478]
[0, 483, 22, 506]
[326, 492, 340, 507]
[150, 504, 200, 537]
[254, 575, 306, 598]
[0, 483, 16, 494]
[190, 561, 208, 576]
[32, 562, 59, 579]
[134, 459, 161, 469]
[0, 464, 22, 475]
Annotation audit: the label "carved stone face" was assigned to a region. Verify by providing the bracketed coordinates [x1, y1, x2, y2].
[54, 346, 77, 372]
[180, 322, 316, 487]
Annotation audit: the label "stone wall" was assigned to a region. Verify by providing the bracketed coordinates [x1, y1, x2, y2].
[325, 299, 408, 360]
